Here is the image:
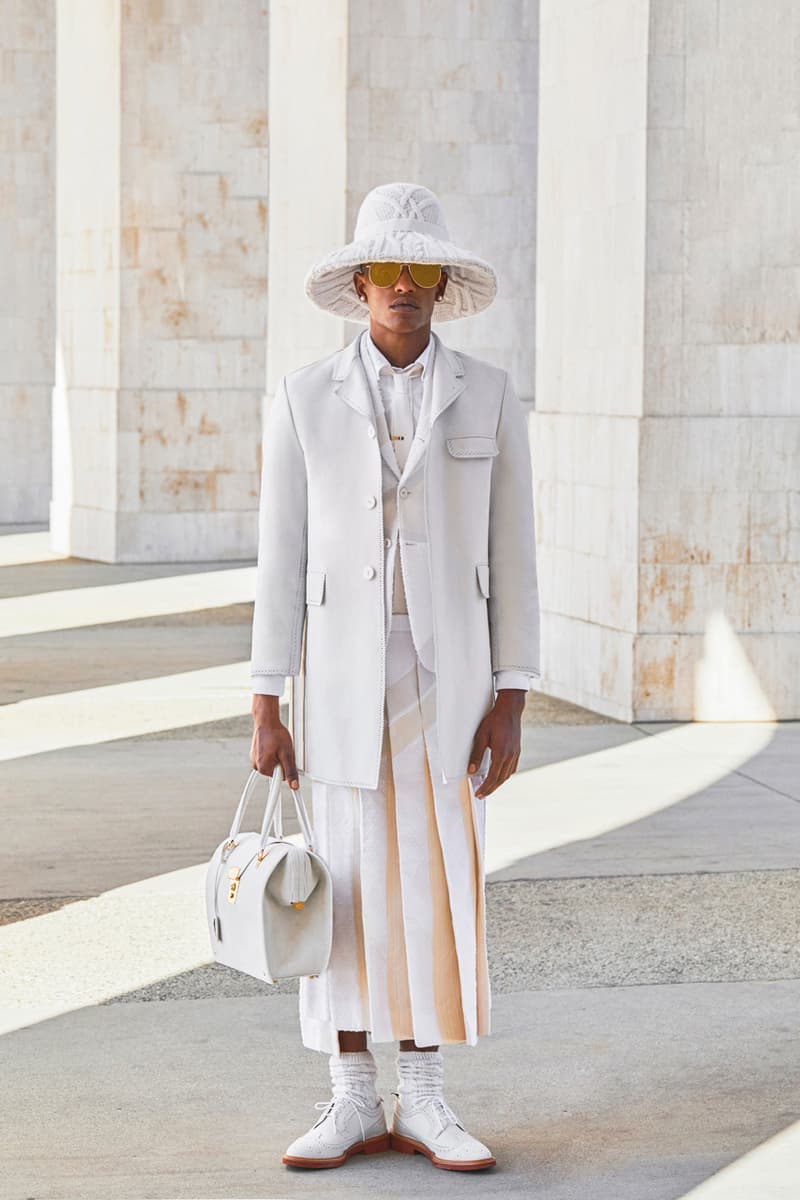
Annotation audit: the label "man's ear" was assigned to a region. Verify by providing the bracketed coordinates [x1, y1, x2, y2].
[353, 268, 366, 301]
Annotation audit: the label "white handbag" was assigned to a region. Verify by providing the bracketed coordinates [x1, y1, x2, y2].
[205, 766, 333, 985]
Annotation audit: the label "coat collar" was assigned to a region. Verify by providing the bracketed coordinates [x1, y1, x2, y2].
[331, 329, 466, 429]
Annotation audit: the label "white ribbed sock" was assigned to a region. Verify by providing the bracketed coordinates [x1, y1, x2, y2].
[329, 1049, 381, 1110]
[395, 1049, 445, 1107]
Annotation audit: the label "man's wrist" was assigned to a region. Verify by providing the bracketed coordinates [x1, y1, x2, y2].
[493, 687, 527, 714]
[252, 693, 282, 725]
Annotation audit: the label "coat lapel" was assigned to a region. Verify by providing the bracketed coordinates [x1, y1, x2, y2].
[400, 332, 466, 482]
[330, 330, 467, 483]
[332, 335, 403, 479]
[331, 335, 372, 418]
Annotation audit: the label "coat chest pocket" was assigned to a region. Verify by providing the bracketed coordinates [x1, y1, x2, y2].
[476, 561, 490, 598]
[446, 435, 498, 459]
[306, 569, 326, 605]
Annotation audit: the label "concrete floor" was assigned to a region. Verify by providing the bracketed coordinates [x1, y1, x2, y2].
[1, 528, 799, 1199]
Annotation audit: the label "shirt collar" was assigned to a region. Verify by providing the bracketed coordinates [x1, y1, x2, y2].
[362, 330, 434, 383]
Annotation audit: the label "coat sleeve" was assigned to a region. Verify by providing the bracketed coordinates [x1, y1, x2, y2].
[250, 374, 308, 681]
[487, 370, 541, 678]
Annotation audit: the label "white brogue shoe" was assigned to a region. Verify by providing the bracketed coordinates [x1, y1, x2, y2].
[282, 1094, 390, 1169]
[389, 1092, 496, 1171]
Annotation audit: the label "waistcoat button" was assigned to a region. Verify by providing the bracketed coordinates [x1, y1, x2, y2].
[384, 537, 391, 548]
[365, 494, 377, 508]
[399, 486, 409, 498]
[363, 565, 376, 580]
[367, 425, 376, 438]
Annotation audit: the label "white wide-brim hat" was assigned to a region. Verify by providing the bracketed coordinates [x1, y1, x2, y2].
[304, 181, 497, 323]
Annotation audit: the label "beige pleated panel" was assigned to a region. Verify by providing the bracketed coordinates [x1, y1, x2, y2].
[298, 615, 492, 1054]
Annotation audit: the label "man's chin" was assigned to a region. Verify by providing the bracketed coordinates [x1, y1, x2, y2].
[381, 309, 427, 330]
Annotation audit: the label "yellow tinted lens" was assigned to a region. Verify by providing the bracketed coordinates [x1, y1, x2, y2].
[368, 262, 402, 287]
[408, 263, 442, 288]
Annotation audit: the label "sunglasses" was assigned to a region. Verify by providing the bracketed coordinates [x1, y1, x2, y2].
[361, 262, 443, 289]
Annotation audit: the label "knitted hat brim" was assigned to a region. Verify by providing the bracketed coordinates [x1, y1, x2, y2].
[304, 229, 497, 323]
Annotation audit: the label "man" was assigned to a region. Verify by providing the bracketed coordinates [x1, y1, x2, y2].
[250, 182, 540, 1171]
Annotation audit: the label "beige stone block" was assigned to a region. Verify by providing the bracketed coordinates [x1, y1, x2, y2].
[632, 632, 695, 720]
[741, 563, 800, 633]
[639, 562, 749, 634]
[542, 610, 635, 720]
[368, 88, 421, 140]
[418, 86, 475, 144]
[215, 469, 261, 510]
[61, 505, 118, 564]
[116, 432, 142, 513]
[115, 509, 258, 562]
[647, 52, 685, 128]
[646, 128, 686, 204]
[645, 270, 683, 348]
[553, 480, 574, 550]
[748, 491, 789, 563]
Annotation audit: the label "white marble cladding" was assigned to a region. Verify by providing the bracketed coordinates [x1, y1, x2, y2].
[639, 0, 800, 716]
[51, 0, 268, 561]
[534, 0, 647, 717]
[344, 0, 538, 398]
[645, 0, 800, 415]
[536, 0, 650, 420]
[0, 1, 55, 521]
[536, 0, 799, 718]
[532, 409, 639, 719]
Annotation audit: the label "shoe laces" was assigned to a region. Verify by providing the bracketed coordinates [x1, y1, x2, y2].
[392, 1089, 463, 1136]
[312, 1092, 382, 1141]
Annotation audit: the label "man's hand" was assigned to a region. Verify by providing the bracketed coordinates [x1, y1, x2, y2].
[250, 694, 301, 789]
[467, 689, 525, 799]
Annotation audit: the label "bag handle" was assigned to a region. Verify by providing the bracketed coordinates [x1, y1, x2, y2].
[226, 768, 315, 852]
[256, 764, 316, 852]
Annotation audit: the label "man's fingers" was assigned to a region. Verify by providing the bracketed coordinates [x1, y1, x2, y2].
[468, 728, 490, 774]
[279, 746, 300, 790]
[475, 753, 511, 798]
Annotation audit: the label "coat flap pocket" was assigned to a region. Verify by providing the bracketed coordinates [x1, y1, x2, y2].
[446, 435, 499, 458]
[476, 561, 490, 598]
[306, 568, 326, 606]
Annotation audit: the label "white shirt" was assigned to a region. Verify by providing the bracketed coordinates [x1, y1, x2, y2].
[251, 332, 531, 696]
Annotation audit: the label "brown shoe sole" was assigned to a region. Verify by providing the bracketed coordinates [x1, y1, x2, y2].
[390, 1131, 497, 1171]
[282, 1131, 390, 1169]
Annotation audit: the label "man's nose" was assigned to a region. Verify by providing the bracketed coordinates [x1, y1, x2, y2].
[394, 265, 415, 290]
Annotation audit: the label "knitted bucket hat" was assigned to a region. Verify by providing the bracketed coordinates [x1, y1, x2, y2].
[304, 181, 497, 323]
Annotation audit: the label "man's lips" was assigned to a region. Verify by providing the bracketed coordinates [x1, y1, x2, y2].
[390, 301, 419, 310]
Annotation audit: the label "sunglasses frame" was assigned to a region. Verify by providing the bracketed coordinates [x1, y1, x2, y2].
[360, 261, 444, 289]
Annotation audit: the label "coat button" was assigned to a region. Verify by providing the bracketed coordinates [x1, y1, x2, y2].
[367, 424, 376, 438]
[363, 565, 376, 580]
[384, 537, 391, 548]
[365, 494, 377, 508]
[399, 486, 409, 498]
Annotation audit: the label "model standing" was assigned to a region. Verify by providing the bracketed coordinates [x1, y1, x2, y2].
[249, 182, 540, 1171]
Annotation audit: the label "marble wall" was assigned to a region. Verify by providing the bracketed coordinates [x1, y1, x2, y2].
[535, 0, 649, 716]
[0, 1, 54, 523]
[536, 0, 799, 719]
[51, 0, 268, 561]
[637, 0, 800, 719]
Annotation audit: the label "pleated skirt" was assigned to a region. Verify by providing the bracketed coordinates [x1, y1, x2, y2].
[298, 613, 492, 1054]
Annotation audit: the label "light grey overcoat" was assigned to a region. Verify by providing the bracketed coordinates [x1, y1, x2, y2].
[250, 331, 540, 789]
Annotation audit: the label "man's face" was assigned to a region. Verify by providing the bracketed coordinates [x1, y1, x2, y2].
[353, 263, 448, 334]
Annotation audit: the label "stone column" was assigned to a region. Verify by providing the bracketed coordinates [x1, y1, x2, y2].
[535, 0, 799, 720]
[267, 0, 538, 400]
[0, 2, 55, 523]
[51, 0, 268, 561]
